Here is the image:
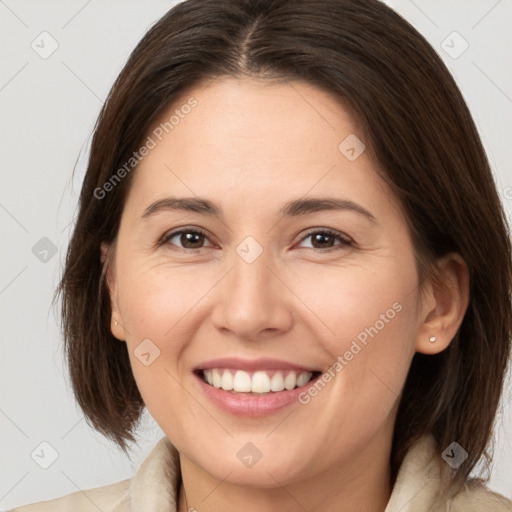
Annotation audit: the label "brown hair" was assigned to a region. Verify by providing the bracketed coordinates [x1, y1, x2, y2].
[56, 0, 512, 499]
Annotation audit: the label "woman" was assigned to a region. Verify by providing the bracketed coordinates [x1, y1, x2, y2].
[12, 0, 511, 510]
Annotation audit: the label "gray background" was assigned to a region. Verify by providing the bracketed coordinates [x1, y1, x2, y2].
[1, 0, 511, 509]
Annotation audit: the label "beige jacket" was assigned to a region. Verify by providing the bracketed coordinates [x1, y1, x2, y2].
[10, 435, 512, 511]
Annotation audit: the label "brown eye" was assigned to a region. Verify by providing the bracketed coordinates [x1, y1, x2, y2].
[162, 229, 213, 250]
[311, 232, 335, 249]
[298, 229, 352, 251]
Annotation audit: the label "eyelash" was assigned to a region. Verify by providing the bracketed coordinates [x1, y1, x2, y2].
[159, 227, 353, 252]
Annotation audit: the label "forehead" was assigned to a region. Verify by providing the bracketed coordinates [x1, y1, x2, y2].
[125, 77, 395, 220]
[158, 76, 359, 159]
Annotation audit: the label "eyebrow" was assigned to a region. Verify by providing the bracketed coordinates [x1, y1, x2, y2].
[141, 196, 377, 223]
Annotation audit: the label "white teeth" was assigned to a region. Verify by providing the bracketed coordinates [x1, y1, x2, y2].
[270, 372, 285, 391]
[233, 370, 252, 392]
[296, 372, 311, 387]
[252, 371, 271, 393]
[284, 371, 297, 390]
[221, 370, 234, 390]
[212, 369, 222, 388]
[202, 369, 314, 393]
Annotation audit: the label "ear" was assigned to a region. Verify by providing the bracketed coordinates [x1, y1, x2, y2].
[101, 242, 126, 341]
[415, 253, 470, 355]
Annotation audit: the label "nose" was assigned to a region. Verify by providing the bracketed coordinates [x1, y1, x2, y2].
[210, 249, 293, 341]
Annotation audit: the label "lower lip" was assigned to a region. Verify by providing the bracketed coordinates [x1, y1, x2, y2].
[193, 372, 320, 417]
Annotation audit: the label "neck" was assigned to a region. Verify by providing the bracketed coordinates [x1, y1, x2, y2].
[177, 428, 393, 512]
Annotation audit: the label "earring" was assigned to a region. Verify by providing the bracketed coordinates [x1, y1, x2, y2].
[115, 321, 119, 326]
[429, 336, 436, 343]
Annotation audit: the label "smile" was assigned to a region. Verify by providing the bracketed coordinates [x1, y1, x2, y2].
[199, 368, 321, 394]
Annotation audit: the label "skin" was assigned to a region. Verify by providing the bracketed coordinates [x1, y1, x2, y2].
[103, 77, 469, 512]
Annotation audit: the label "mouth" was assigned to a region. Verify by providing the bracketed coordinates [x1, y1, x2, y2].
[194, 368, 322, 394]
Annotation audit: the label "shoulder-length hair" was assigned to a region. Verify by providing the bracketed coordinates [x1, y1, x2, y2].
[57, 0, 512, 498]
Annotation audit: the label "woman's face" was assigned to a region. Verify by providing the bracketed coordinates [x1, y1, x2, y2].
[107, 77, 429, 487]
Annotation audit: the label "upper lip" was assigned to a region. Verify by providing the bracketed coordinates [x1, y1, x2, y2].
[195, 357, 320, 373]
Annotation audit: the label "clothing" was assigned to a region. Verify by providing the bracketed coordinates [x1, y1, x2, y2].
[10, 435, 512, 511]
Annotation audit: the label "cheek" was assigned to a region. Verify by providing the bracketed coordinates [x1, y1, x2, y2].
[289, 255, 419, 355]
[113, 260, 215, 442]
[113, 260, 204, 400]
[293, 256, 419, 416]
[116, 259, 208, 340]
